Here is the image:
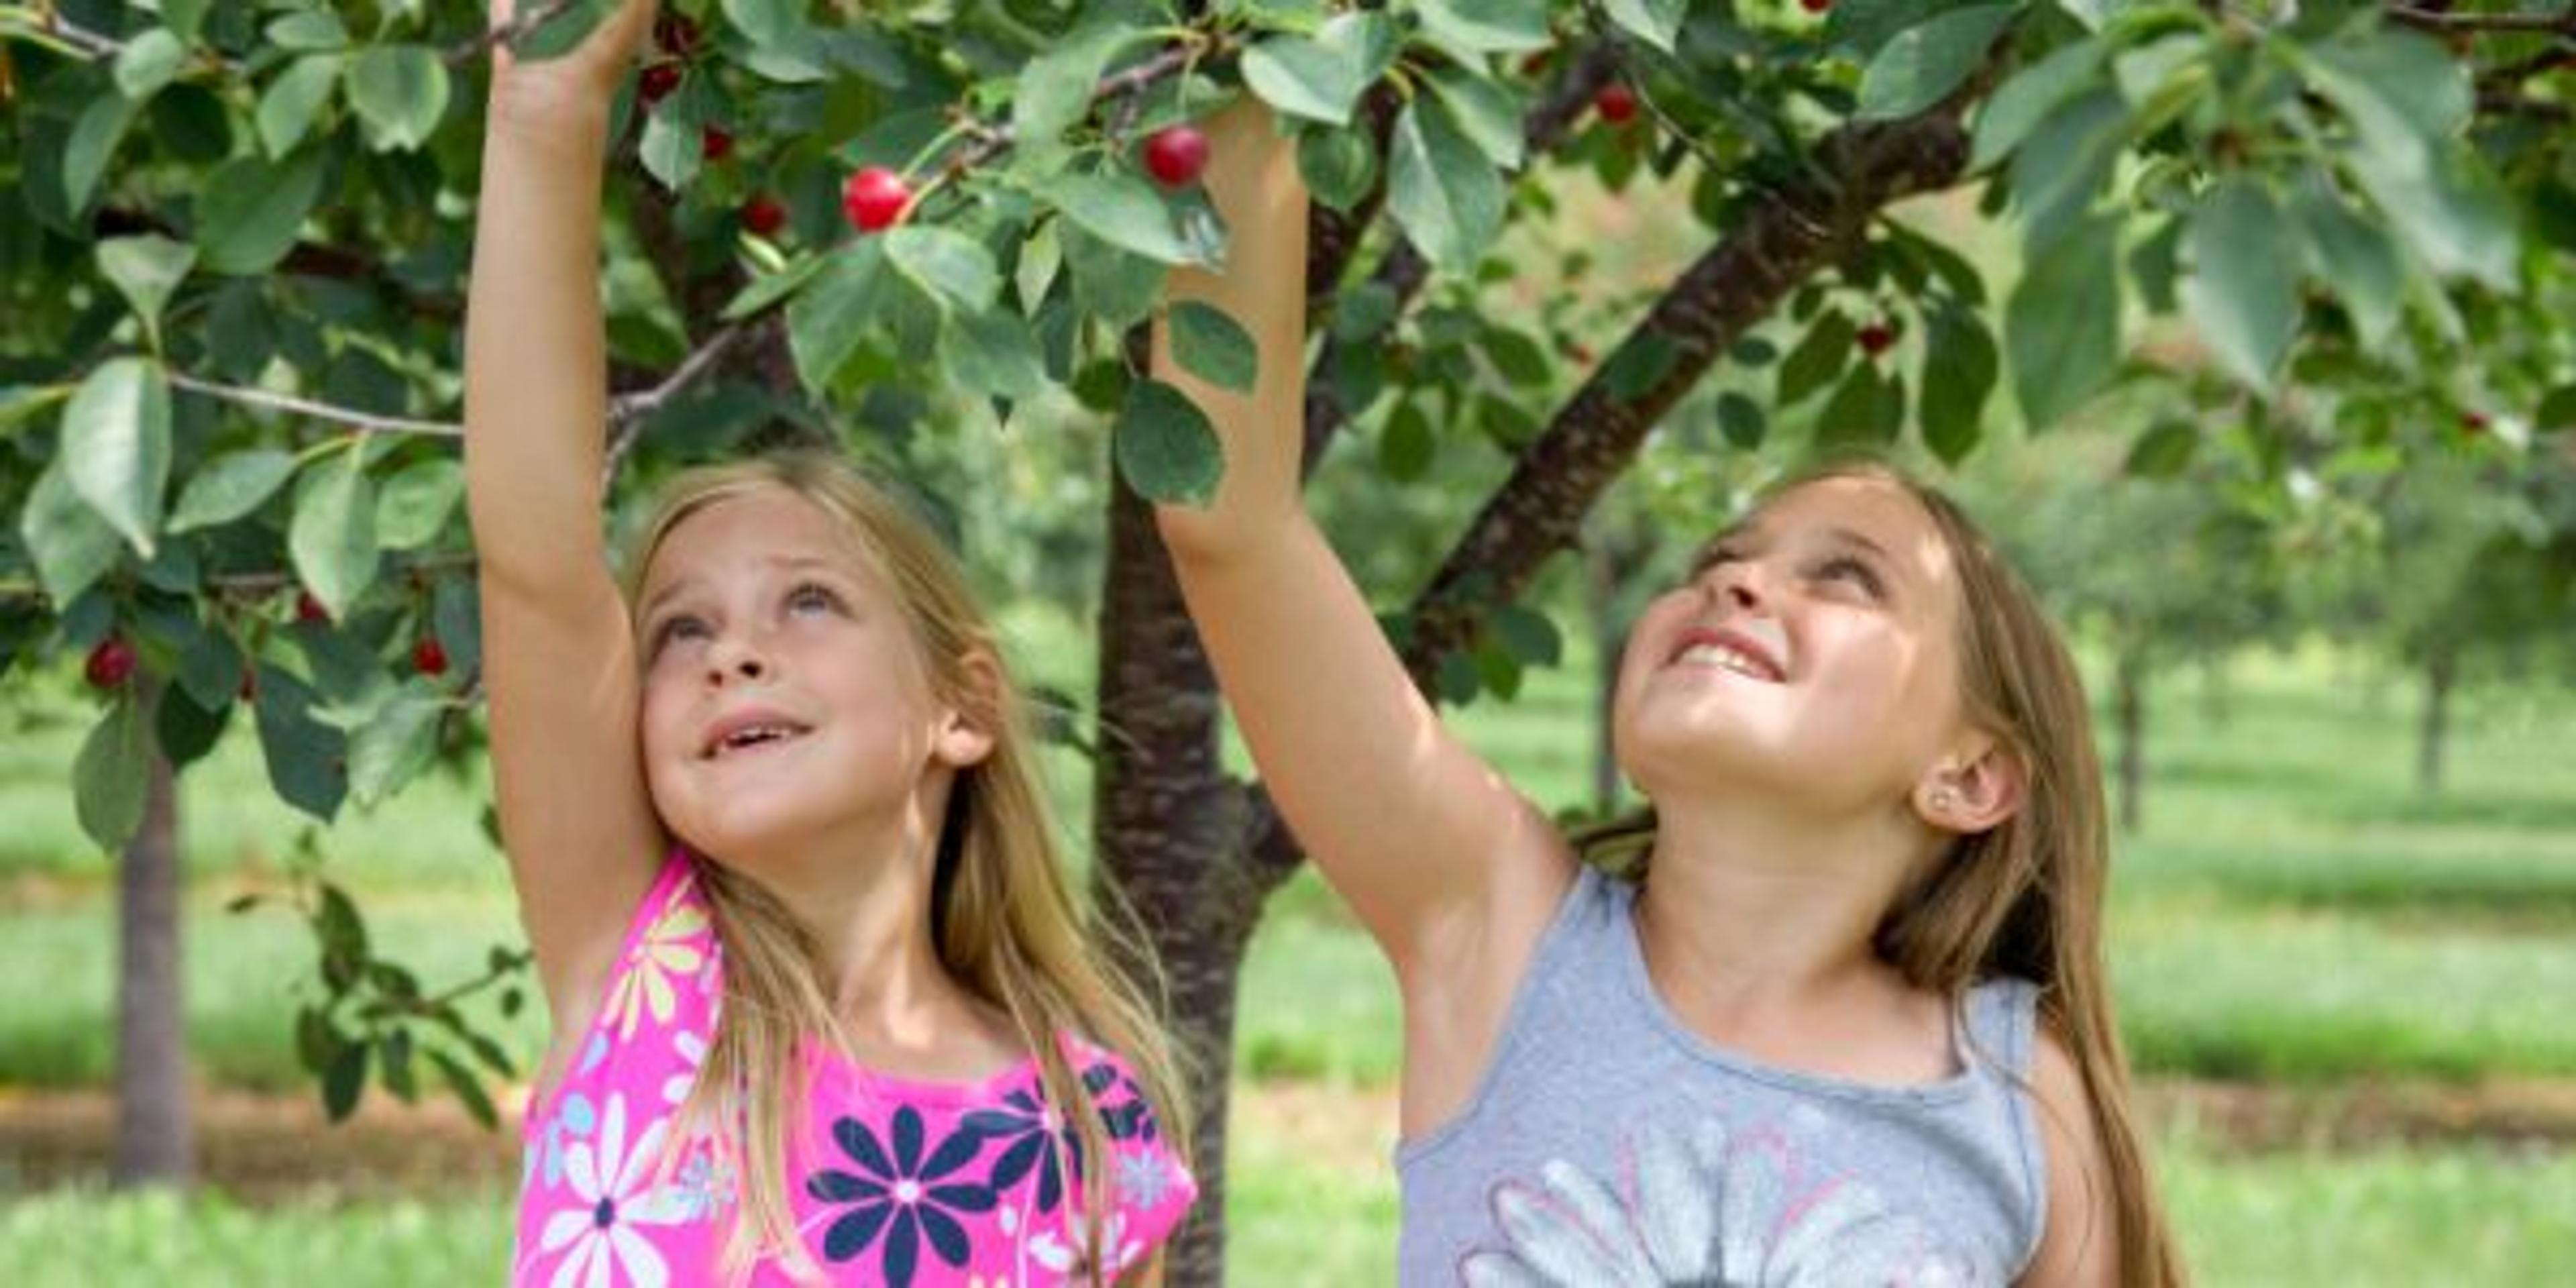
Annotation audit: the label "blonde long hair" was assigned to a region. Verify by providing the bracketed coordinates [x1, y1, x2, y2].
[1579, 460, 2182, 1287]
[622, 451, 1189, 1282]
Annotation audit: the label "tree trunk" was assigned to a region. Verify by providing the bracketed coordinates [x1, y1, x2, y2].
[1586, 543, 1625, 816]
[1093, 481, 1295, 1286]
[113, 739, 191, 1189]
[2418, 652, 2454, 795]
[2115, 650, 2147, 836]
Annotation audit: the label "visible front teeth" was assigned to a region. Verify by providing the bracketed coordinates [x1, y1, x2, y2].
[720, 725, 799, 752]
[1676, 643, 1772, 680]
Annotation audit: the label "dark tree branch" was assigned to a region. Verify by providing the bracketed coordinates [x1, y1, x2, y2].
[1389, 106, 1978, 690]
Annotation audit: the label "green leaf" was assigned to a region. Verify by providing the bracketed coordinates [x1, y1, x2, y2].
[267, 10, 350, 51]
[161, 0, 209, 42]
[1012, 20, 1130, 147]
[429, 1049, 500, 1129]
[2180, 179, 2298, 393]
[1479, 327, 1551, 389]
[2124, 419, 2198, 478]
[64, 93, 140, 211]
[1856, 5, 2017, 121]
[19, 462, 124, 606]
[1296, 126, 1378, 213]
[1041, 173, 1208, 267]
[2299, 30, 2471, 150]
[1426, 67, 1527, 171]
[1917, 307, 1996, 464]
[1970, 36, 2106, 171]
[343, 46, 448, 153]
[114, 28, 189, 101]
[197, 150, 327, 275]
[1489, 604, 1562, 667]
[2291, 181, 2404, 350]
[74, 692, 155, 851]
[96, 235, 197, 354]
[169, 449, 297, 532]
[1379, 401, 1435, 480]
[1240, 13, 1395, 127]
[1816, 364, 1904, 447]
[942, 308, 1049, 401]
[722, 0, 802, 46]
[1061, 225, 1167, 331]
[1168, 301, 1259, 394]
[720, 252, 828, 322]
[637, 109, 702, 191]
[883, 227, 1002, 313]
[1415, 0, 1552, 55]
[515, 0, 617, 62]
[1778, 313, 1857, 406]
[2005, 213, 2121, 429]
[252, 666, 347, 822]
[1601, 0, 1687, 54]
[1014, 221, 1061, 313]
[1716, 392, 1766, 449]
[156, 682, 231, 769]
[174, 627, 245, 714]
[322, 1040, 368, 1122]
[2347, 140, 2517, 290]
[288, 454, 380, 621]
[1114, 380, 1224, 506]
[63, 358, 173, 557]
[1385, 97, 1504, 273]
[785, 241, 888, 390]
[349, 689, 444, 807]
[376, 459, 464, 549]
[2007, 87, 2126, 241]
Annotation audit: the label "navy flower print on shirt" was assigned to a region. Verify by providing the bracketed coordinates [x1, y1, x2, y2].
[806, 1105, 998, 1287]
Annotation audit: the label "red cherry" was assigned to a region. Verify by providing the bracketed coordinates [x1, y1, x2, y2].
[238, 667, 259, 703]
[1801, 0, 1832, 13]
[653, 13, 701, 58]
[413, 636, 449, 678]
[741, 194, 788, 238]
[2461, 411, 2490, 435]
[1595, 83, 1639, 126]
[638, 62, 682, 106]
[85, 635, 137, 690]
[841, 166, 911, 233]
[1142, 125, 1211, 189]
[1857, 321, 1899, 357]
[295, 590, 329, 624]
[1519, 50, 1552, 77]
[701, 127, 733, 162]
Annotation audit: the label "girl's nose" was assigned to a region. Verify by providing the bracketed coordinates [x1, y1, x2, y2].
[704, 634, 769, 685]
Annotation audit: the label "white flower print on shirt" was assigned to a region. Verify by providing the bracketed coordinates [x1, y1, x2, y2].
[1460, 1116, 1975, 1287]
[535, 1093, 696, 1288]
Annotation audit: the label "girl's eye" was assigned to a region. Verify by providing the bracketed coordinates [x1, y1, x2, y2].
[651, 616, 709, 653]
[787, 583, 841, 614]
[1815, 555, 1886, 599]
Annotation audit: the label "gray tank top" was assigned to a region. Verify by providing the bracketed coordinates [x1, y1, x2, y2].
[1397, 866, 2047, 1285]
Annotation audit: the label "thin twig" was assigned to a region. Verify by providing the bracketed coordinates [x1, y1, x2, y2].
[601, 320, 746, 482]
[940, 42, 1207, 178]
[2386, 3, 2576, 36]
[168, 373, 464, 438]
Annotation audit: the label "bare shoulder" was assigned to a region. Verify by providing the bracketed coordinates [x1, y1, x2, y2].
[2019, 1026, 2121, 1287]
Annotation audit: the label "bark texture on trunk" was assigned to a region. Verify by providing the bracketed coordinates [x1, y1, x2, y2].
[113, 739, 191, 1189]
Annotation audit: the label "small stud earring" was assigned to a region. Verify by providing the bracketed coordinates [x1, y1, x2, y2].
[1930, 789, 1955, 812]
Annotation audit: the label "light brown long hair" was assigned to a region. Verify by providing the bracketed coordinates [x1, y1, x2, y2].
[1579, 459, 2182, 1287]
[623, 452, 1189, 1283]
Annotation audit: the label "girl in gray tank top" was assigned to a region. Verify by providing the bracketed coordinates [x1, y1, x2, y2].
[1152, 113, 2183, 1287]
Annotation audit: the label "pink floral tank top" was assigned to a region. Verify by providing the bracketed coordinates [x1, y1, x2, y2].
[512, 853, 1197, 1285]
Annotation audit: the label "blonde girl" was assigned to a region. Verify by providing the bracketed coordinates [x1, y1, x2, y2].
[468, 3, 1192, 1282]
[1155, 105, 2181, 1286]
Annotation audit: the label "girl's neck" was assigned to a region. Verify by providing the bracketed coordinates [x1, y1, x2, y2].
[733, 786, 1017, 1075]
[1631, 794, 1925, 1006]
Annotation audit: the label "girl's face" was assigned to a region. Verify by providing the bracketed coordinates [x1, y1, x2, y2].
[633, 487, 965, 863]
[1611, 475, 1972, 816]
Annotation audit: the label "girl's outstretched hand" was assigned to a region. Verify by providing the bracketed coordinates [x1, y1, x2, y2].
[487, 0, 658, 119]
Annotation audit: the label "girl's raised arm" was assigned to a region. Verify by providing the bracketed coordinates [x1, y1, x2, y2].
[1152, 104, 1576, 1122]
[464, 0, 666, 1043]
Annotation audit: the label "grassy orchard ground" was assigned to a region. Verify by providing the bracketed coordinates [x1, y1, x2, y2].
[4, 613, 2576, 1281]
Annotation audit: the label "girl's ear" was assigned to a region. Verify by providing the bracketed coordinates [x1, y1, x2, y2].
[931, 649, 1002, 769]
[1913, 733, 2025, 835]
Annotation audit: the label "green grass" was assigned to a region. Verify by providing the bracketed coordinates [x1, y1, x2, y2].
[7, 1135, 2570, 1287]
